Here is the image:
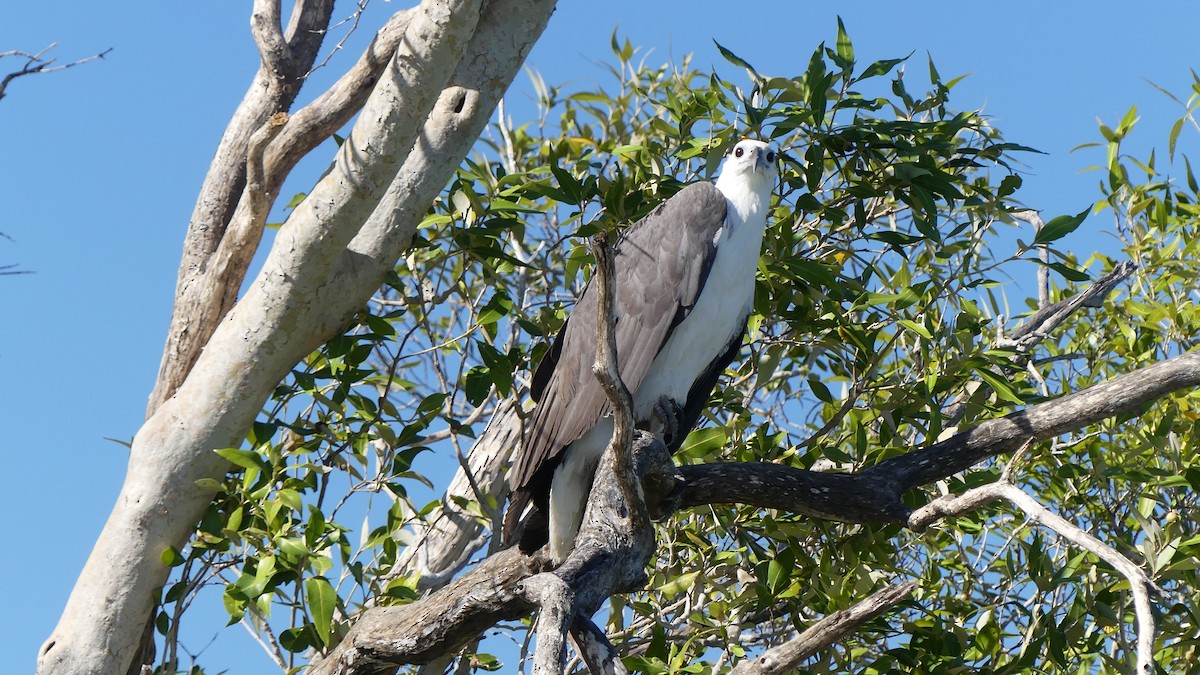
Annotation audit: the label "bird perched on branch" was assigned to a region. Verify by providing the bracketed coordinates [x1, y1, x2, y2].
[505, 139, 778, 563]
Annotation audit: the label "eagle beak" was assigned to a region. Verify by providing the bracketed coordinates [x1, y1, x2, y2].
[755, 150, 771, 173]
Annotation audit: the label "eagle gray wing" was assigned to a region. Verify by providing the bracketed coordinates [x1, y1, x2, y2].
[505, 182, 728, 541]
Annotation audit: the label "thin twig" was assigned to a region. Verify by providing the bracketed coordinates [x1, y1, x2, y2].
[1013, 209, 1050, 308]
[0, 43, 112, 101]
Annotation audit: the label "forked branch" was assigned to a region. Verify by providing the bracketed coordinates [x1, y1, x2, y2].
[910, 480, 1158, 674]
[0, 43, 111, 101]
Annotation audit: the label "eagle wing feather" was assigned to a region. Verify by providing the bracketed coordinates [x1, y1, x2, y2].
[505, 182, 728, 541]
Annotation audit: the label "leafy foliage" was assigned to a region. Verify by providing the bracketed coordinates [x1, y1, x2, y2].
[154, 21, 1200, 675]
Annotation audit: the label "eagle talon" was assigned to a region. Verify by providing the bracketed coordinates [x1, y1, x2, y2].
[651, 397, 685, 447]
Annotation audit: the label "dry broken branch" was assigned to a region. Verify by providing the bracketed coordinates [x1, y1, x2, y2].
[0, 43, 111, 101]
[590, 232, 640, 515]
[1005, 260, 1138, 350]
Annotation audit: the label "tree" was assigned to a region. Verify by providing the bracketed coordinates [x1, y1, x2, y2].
[39, 4, 1200, 675]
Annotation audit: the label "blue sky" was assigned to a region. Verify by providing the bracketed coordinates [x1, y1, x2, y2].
[4, 1, 1198, 671]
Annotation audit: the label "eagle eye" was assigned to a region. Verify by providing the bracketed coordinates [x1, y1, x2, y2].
[734, 147, 745, 158]
[766, 151, 776, 163]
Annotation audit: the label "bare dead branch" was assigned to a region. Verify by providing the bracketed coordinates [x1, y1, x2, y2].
[0, 43, 112, 101]
[909, 481, 1158, 674]
[569, 617, 629, 675]
[1013, 209, 1050, 308]
[680, 349, 1200, 523]
[251, 0, 293, 77]
[589, 232, 640, 509]
[517, 574, 575, 675]
[729, 580, 919, 675]
[517, 232, 653, 673]
[1005, 260, 1138, 349]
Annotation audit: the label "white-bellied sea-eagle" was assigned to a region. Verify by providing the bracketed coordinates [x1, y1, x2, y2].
[505, 139, 778, 563]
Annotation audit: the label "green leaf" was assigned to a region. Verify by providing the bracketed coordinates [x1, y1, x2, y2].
[713, 40, 757, 75]
[998, 174, 1022, 198]
[1047, 261, 1092, 283]
[656, 570, 700, 595]
[194, 477, 226, 493]
[161, 546, 185, 567]
[417, 392, 448, 415]
[860, 54, 911, 80]
[305, 576, 338, 647]
[834, 17, 854, 69]
[1117, 104, 1139, 134]
[973, 367, 1025, 405]
[897, 319, 933, 339]
[1169, 116, 1185, 160]
[1033, 207, 1089, 245]
[679, 427, 727, 459]
[476, 341, 513, 396]
[808, 377, 834, 403]
[215, 447, 267, 471]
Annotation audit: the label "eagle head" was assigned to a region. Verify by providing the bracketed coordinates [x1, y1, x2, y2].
[714, 138, 778, 204]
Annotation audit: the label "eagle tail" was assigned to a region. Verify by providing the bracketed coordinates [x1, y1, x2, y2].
[502, 489, 550, 552]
